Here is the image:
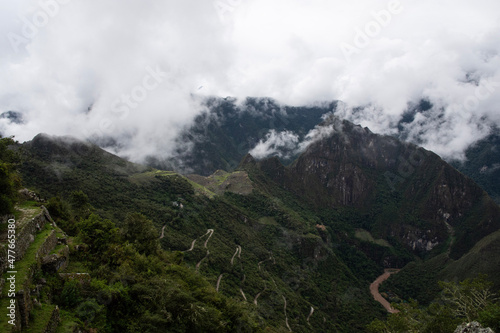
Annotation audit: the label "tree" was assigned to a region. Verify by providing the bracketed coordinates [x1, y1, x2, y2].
[46, 196, 78, 235]
[367, 300, 427, 333]
[439, 275, 498, 322]
[122, 212, 159, 255]
[70, 190, 93, 220]
[367, 276, 498, 333]
[78, 213, 119, 254]
[478, 303, 500, 332]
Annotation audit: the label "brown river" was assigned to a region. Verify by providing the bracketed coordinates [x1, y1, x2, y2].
[370, 269, 400, 313]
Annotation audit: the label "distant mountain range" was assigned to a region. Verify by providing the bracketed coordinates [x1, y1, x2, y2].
[139, 97, 500, 205]
[2, 97, 500, 331]
[3, 98, 499, 206]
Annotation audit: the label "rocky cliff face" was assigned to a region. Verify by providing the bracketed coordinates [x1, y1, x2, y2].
[244, 117, 500, 258]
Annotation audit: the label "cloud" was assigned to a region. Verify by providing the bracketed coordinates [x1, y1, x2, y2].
[0, 0, 231, 160]
[249, 130, 299, 160]
[296, 120, 339, 154]
[249, 118, 341, 160]
[1, 0, 499, 162]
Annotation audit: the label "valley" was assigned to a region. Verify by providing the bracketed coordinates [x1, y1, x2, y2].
[370, 270, 400, 314]
[1, 0, 499, 331]
[1, 113, 499, 332]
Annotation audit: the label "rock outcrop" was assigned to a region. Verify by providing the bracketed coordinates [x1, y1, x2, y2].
[243, 117, 500, 259]
[454, 321, 495, 333]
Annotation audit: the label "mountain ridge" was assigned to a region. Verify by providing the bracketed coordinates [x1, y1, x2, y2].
[7, 113, 500, 332]
[239, 116, 500, 260]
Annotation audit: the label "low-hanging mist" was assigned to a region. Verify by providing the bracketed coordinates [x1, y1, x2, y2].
[1, 0, 499, 163]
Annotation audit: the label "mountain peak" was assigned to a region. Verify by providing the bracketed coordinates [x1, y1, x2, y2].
[248, 120, 500, 259]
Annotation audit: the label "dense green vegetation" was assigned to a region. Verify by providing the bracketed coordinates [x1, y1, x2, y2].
[14, 134, 388, 332]
[0, 136, 21, 215]
[4, 124, 500, 332]
[368, 275, 500, 332]
[384, 228, 500, 305]
[45, 205, 264, 332]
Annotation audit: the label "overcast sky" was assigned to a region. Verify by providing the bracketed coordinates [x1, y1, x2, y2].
[0, 0, 499, 161]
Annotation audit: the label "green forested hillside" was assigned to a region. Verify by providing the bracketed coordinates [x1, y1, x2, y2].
[13, 133, 387, 332]
[3, 119, 500, 332]
[246, 117, 500, 261]
[0, 137, 21, 215]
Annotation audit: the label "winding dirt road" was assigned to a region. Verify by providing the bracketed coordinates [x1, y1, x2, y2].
[195, 229, 214, 271]
[306, 306, 314, 323]
[370, 269, 400, 314]
[216, 274, 223, 292]
[203, 229, 214, 248]
[160, 225, 166, 239]
[230, 245, 242, 266]
[253, 282, 267, 306]
[283, 296, 292, 332]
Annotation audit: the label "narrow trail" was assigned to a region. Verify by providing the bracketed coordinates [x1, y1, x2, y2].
[283, 296, 292, 332]
[184, 228, 214, 252]
[240, 274, 247, 301]
[240, 289, 248, 302]
[271, 278, 278, 289]
[182, 229, 214, 271]
[159, 225, 166, 239]
[306, 306, 314, 323]
[370, 269, 400, 313]
[216, 274, 223, 292]
[185, 239, 197, 252]
[253, 283, 267, 306]
[253, 254, 275, 308]
[203, 229, 214, 248]
[230, 245, 242, 266]
[196, 250, 210, 271]
[257, 255, 274, 271]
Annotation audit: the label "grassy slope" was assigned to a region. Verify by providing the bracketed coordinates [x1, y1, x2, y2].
[440, 229, 500, 290]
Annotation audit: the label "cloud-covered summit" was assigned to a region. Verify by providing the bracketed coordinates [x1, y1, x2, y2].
[1, 0, 499, 162]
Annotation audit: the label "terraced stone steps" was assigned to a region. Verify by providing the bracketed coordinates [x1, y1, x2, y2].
[0, 205, 66, 332]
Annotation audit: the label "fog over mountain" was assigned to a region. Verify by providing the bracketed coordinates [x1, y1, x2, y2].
[1, 0, 499, 162]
